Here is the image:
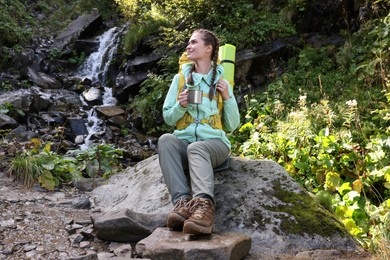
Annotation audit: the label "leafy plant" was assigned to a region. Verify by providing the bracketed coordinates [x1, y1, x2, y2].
[69, 143, 124, 179]
[115, 0, 296, 49]
[0, 102, 25, 117]
[6, 139, 125, 190]
[233, 8, 390, 253]
[129, 54, 179, 135]
[7, 140, 83, 190]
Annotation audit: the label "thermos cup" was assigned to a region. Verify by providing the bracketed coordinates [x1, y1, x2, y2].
[188, 90, 203, 104]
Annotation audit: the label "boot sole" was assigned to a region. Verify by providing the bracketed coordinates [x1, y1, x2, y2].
[167, 212, 188, 230]
[183, 221, 213, 235]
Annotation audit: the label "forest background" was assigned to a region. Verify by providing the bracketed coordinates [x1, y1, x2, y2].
[0, 0, 389, 258]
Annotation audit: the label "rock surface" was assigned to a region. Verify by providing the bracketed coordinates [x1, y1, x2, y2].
[136, 227, 252, 260]
[91, 155, 362, 257]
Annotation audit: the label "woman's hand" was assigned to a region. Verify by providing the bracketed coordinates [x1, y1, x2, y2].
[216, 80, 230, 100]
[179, 89, 189, 108]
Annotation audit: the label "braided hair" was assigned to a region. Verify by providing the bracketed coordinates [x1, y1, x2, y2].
[187, 29, 220, 101]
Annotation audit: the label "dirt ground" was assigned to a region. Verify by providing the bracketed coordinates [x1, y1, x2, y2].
[0, 171, 114, 260]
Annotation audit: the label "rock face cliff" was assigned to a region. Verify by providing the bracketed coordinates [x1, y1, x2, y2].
[92, 155, 360, 258]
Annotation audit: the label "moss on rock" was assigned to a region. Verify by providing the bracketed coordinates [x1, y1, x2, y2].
[264, 180, 348, 238]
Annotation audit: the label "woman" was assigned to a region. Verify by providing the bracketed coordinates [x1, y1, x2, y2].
[158, 29, 240, 235]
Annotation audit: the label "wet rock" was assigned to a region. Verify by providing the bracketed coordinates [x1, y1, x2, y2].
[95, 106, 125, 117]
[82, 87, 103, 106]
[51, 10, 102, 52]
[27, 67, 62, 89]
[0, 113, 18, 129]
[75, 135, 85, 144]
[114, 71, 148, 104]
[135, 227, 251, 260]
[68, 117, 88, 136]
[5, 125, 38, 142]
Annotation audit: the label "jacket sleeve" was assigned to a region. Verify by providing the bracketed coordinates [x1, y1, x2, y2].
[222, 80, 240, 132]
[162, 74, 188, 126]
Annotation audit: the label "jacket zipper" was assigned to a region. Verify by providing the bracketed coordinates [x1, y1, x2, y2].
[194, 103, 199, 141]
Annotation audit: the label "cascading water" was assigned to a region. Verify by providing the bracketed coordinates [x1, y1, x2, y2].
[77, 27, 121, 149]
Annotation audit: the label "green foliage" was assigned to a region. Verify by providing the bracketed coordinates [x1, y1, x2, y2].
[231, 9, 390, 253]
[0, 102, 25, 117]
[6, 139, 124, 190]
[77, 0, 120, 20]
[122, 16, 170, 53]
[7, 140, 83, 190]
[68, 143, 124, 179]
[0, 0, 35, 47]
[237, 90, 390, 249]
[67, 50, 87, 65]
[129, 54, 179, 134]
[115, 0, 296, 49]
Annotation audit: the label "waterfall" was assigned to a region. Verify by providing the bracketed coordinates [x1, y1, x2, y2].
[77, 27, 121, 149]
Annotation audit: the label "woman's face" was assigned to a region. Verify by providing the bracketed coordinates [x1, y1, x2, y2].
[186, 32, 212, 61]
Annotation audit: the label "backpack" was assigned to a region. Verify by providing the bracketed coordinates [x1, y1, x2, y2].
[175, 44, 236, 130]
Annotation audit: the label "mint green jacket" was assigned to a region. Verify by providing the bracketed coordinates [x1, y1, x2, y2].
[162, 63, 240, 149]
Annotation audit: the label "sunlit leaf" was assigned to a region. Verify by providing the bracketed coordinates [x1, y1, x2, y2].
[325, 172, 341, 191]
[41, 161, 55, 170]
[342, 218, 357, 232]
[339, 182, 352, 196]
[343, 191, 360, 206]
[38, 170, 55, 191]
[43, 143, 51, 153]
[352, 179, 363, 193]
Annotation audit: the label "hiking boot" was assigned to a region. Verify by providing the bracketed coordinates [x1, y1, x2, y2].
[167, 197, 191, 230]
[183, 197, 215, 235]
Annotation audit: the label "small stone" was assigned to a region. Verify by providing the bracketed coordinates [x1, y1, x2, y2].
[69, 234, 84, 245]
[0, 219, 15, 228]
[80, 227, 94, 238]
[72, 196, 91, 209]
[97, 252, 115, 259]
[113, 244, 132, 258]
[2, 245, 14, 255]
[36, 246, 45, 252]
[75, 135, 84, 144]
[108, 241, 124, 252]
[25, 251, 36, 258]
[75, 219, 93, 225]
[79, 241, 91, 249]
[23, 244, 37, 252]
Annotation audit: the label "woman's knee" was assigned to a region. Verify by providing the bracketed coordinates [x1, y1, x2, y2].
[158, 133, 175, 143]
[187, 142, 208, 156]
[158, 133, 186, 153]
[158, 133, 175, 151]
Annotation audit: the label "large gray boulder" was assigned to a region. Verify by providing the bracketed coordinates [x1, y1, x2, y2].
[51, 9, 102, 52]
[91, 155, 360, 257]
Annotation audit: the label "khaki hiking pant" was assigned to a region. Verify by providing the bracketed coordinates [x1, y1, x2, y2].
[158, 133, 230, 205]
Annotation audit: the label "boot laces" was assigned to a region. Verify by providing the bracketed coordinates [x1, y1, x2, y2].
[174, 197, 189, 211]
[188, 198, 211, 218]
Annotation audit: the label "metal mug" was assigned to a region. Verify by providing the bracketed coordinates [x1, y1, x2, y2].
[188, 90, 203, 104]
